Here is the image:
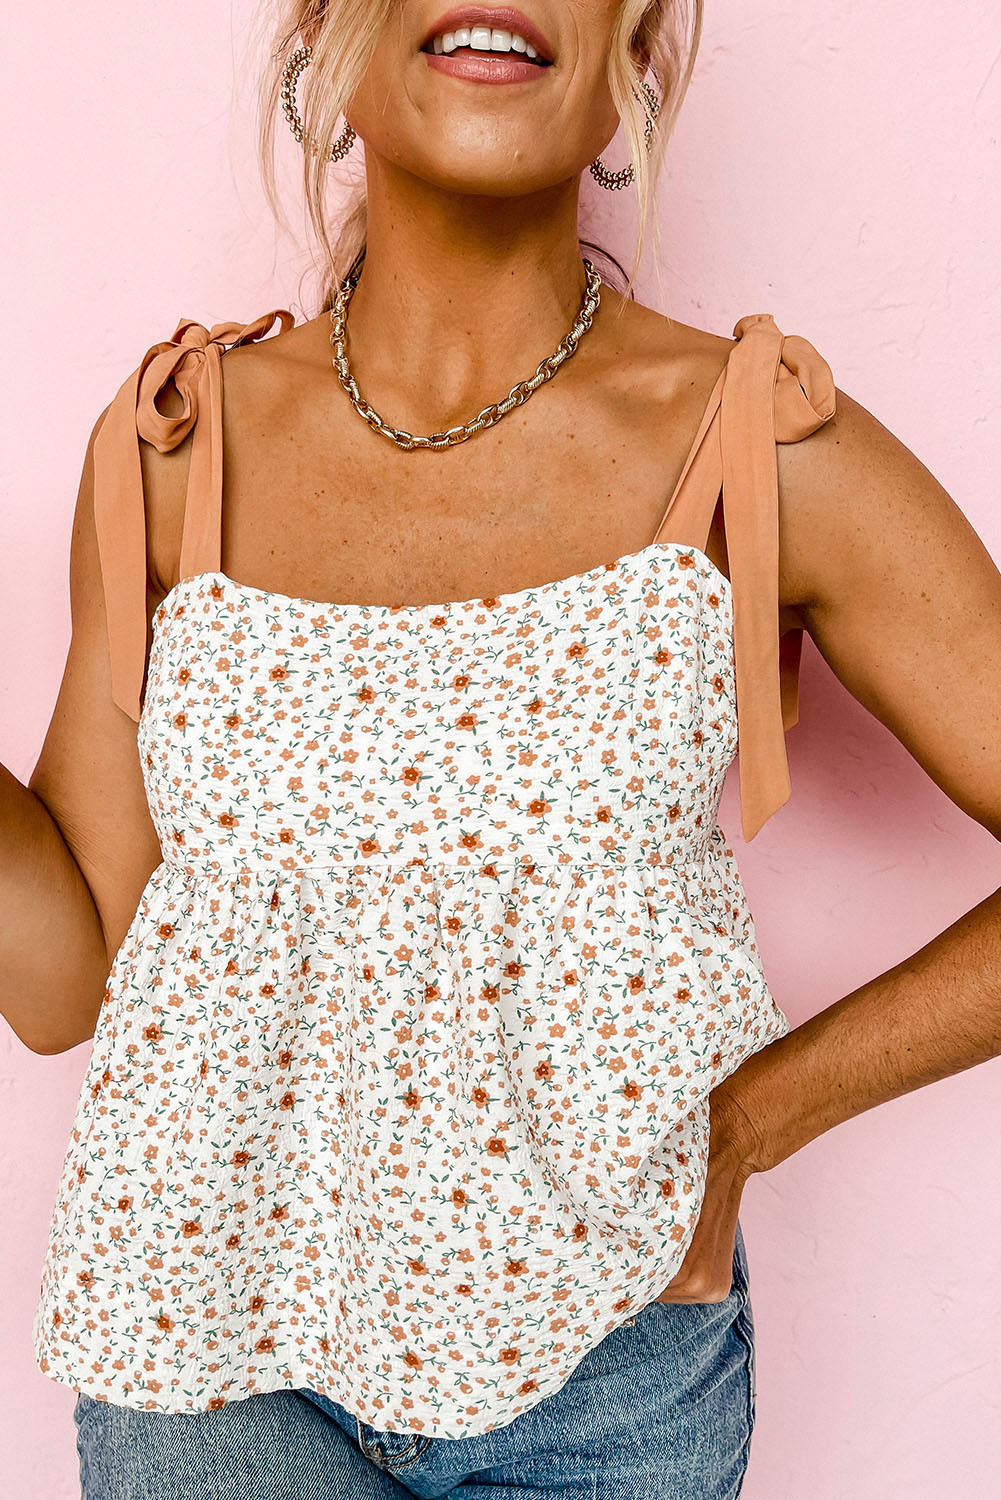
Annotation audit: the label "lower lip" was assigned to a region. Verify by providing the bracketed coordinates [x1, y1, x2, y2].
[423, 50, 548, 85]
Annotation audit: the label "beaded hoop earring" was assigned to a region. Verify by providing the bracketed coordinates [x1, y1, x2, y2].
[589, 78, 661, 190]
[280, 45, 357, 163]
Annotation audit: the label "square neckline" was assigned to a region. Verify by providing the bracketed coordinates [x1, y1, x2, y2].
[96, 303, 837, 838]
[152, 335, 734, 630]
[150, 538, 734, 635]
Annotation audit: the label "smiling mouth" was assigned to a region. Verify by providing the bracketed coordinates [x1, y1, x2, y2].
[421, 26, 553, 67]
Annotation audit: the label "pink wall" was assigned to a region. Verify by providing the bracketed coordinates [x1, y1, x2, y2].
[4, 2, 1000, 1494]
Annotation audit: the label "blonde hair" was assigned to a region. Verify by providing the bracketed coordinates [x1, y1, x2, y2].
[257, 1, 703, 309]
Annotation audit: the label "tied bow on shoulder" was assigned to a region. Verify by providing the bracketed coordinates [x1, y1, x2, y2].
[721, 313, 837, 840]
[92, 310, 295, 721]
[88, 302, 837, 846]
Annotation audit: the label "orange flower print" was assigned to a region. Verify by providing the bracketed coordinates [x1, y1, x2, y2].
[34, 535, 791, 1439]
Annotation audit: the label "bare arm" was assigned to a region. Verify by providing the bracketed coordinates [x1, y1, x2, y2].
[661, 387, 1001, 1301]
[726, 388, 1001, 1173]
[0, 411, 164, 1054]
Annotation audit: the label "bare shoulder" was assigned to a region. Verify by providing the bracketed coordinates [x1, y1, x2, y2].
[604, 291, 735, 380]
[140, 310, 317, 596]
[769, 376, 1001, 835]
[219, 310, 327, 412]
[773, 383, 991, 621]
[592, 288, 736, 425]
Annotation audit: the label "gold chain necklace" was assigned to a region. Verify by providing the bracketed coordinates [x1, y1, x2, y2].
[327, 257, 603, 451]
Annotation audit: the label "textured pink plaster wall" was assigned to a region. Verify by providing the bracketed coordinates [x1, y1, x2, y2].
[2, 2, 1000, 1495]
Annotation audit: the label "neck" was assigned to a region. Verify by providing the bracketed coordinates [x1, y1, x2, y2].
[336, 157, 602, 433]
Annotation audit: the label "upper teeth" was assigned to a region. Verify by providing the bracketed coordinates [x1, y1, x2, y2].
[430, 27, 541, 60]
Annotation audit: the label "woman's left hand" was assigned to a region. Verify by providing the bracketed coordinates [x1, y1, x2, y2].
[652, 1081, 761, 1304]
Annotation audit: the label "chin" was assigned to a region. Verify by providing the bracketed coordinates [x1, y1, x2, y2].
[402, 143, 566, 199]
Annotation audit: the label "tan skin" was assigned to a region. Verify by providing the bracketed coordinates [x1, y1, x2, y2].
[6, 1, 1001, 1315]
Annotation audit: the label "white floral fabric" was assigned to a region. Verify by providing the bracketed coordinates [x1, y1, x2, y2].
[33, 539, 789, 1436]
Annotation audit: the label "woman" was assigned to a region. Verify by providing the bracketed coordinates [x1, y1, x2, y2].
[11, 2, 1001, 1496]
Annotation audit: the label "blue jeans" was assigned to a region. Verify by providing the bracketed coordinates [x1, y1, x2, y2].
[74, 1223, 756, 1499]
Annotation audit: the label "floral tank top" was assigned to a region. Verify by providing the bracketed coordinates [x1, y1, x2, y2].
[32, 307, 836, 1437]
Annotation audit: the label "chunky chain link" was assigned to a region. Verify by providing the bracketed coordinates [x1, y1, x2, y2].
[328, 257, 603, 451]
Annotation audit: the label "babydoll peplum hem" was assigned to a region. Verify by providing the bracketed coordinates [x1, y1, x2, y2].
[33, 544, 791, 1431]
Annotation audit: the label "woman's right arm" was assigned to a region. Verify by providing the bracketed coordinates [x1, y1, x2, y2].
[1, 408, 167, 1055]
